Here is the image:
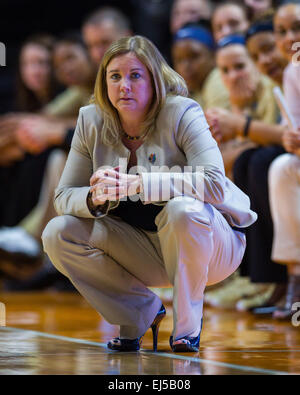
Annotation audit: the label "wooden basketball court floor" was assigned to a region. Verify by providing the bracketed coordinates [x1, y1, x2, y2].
[0, 291, 299, 375]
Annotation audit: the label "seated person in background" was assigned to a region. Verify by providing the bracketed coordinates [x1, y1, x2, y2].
[210, 3, 253, 180]
[0, 34, 60, 167]
[207, 34, 279, 178]
[212, 1, 250, 43]
[0, 34, 63, 228]
[269, 130, 300, 320]
[275, 2, 300, 128]
[204, 34, 287, 311]
[267, 2, 300, 320]
[0, 32, 95, 290]
[170, 0, 213, 35]
[82, 6, 132, 68]
[207, 15, 287, 145]
[247, 13, 287, 88]
[44, 32, 95, 118]
[216, 35, 278, 124]
[171, 22, 230, 110]
[16, 32, 96, 155]
[0, 34, 67, 287]
[244, 0, 276, 21]
[13, 6, 133, 158]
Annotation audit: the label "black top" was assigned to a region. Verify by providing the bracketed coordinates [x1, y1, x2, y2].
[110, 198, 163, 232]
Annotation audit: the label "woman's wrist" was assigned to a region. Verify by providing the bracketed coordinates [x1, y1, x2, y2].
[236, 114, 251, 138]
[87, 190, 108, 216]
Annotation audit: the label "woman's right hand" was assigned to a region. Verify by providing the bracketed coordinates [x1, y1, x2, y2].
[89, 167, 125, 206]
[89, 166, 143, 206]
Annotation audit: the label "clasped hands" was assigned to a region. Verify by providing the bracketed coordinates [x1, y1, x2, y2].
[89, 166, 143, 206]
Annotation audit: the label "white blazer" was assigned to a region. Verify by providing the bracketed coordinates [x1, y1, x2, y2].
[54, 95, 257, 228]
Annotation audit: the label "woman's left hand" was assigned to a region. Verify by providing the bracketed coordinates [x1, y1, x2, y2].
[90, 167, 143, 205]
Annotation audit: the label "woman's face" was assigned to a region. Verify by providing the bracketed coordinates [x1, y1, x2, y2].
[170, 0, 212, 34]
[212, 5, 249, 43]
[274, 5, 300, 62]
[247, 31, 288, 85]
[53, 42, 92, 87]
[106, 52, 154, 121]
[244, 0, 272, 18]
[20, 43, 52, 94]
[217, 44, 259, 99]
[172, 39, 214, 92]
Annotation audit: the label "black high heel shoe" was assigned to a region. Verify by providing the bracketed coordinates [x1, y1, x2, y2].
[151, 304, 166, 352]
[107, 304, 166, 352]
[169, 334, 200, 352]
[169, 319, 203, 353]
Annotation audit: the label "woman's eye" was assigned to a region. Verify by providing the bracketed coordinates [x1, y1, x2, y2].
[131, 72, 141, 79]
[235, 63, 245, 70]
[292, 23, 300, 33]
[111, 74, 120, 80]
[275, 28, 286, 36]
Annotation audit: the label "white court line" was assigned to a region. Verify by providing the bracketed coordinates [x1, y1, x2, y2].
[0, 326, 292, 375]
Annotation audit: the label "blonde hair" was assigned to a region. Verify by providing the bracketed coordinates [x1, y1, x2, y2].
[92, 35, 188, 146]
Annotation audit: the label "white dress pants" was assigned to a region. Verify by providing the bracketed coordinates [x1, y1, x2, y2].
[42, 197, 246, 340]
[269, 154, 300, 263]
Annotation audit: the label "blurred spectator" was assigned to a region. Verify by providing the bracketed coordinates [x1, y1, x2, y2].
[46, 33, 95, 116]
[216, 36, 278, 125]
[15, 33, 95, 156]
[267, 2, 300, 319]
[274, 2, 300, 124]
[206, 18, 291, 313]
[172, 22, 230, 110]
[0, 34, 65, 286]
[0, 35, 60, 167]
[207, 15, 288, 145]
[15, 7, 132, 156]
[246, 14, 288, 86]
[82, 6, 132, 66]
[212, 1, 250, 43]
[204, 35, 285, 310]
[170, 0, 213, 34]
[16, 35, 60, 112]
[0, 34, 62, 227]
[244, 0, 276, 21]
[209, 2, 253, 181]
[211, 35, 278, 176]
[129, 0, 174, 63]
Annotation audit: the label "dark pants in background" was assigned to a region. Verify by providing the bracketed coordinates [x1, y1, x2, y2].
[233, 145, 288, 283]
